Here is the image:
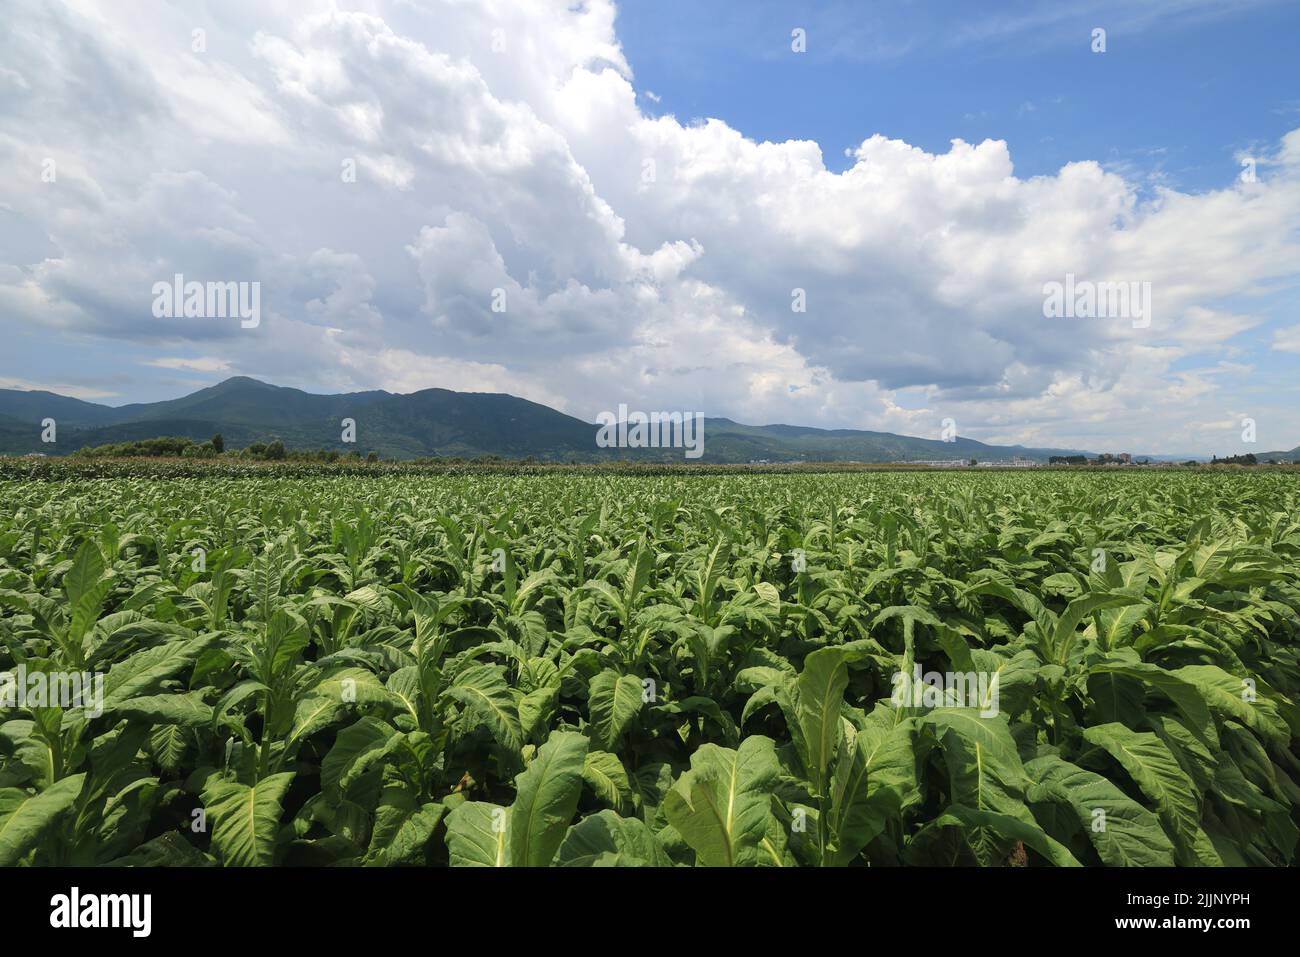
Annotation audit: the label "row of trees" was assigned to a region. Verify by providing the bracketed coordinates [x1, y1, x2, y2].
[74, 434, 380, 463]
[1209, 454, 1300, 465]
[1049, 454, 1147, 466]
[72, 436, 194, 458]
[241, 442, 378, 463]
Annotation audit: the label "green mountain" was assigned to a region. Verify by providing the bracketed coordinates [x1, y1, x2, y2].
[0, 376, 1099, 462]
[1256, 447, 1300, 463]
[0, 390, 121, 428]
[691, 418, 1084, 463]
[105, 376, 392, 428]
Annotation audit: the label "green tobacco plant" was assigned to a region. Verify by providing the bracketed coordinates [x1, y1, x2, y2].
[0, 469, 1296, 866]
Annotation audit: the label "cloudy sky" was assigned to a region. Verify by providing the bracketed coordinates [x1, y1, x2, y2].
[2, 0, 1298, 454]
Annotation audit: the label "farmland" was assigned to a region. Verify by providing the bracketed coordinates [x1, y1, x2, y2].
[1, 469, 1297, 866]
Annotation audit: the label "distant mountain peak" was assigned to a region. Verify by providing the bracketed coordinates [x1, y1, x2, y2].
[212, 375, 268, 387]
[0, 376, 1155, 463]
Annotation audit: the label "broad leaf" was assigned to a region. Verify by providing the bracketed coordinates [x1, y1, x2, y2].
[510, 731, 588, 866]
[663, 735, 780, 866]
[201, 772, 295, 867]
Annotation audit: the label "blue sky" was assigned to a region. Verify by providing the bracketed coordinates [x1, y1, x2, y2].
[617, 0, 1299, 186]
[1, 0, 1298, 455]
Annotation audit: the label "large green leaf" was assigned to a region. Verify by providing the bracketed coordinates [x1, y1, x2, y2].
[1082, 723, 1220, 866]
[556, 809, 671, 866]
[663, 735, 780, 866]
[201, 772, 295, 867]
[828, 715, 917, 864]
[0, 774, 86, 865]
[1026, 753, 1176, 866]
[64, 540, 112, 645]
[320, 717, 401, 798]
[582, 750, 632, 812]
[445, 664, 522, 750]
[1052, 593, 1143, 663]
[906, 805, 1081, 866]
[510, 731, 588, 866]
[586, 670, 644, 751]
[788, 647, 851, 794]
[444, 802, 510, 866]
[923, 710, 1034, 824]
[1089, 660, 1216, 746]
[365, 789, 445, 866]
[1171, 664, 1288, 745]
[117, 691, 214, 727]
[63, 539, 106, 610]
[101, 635, 214, 712]
[286, 694, 348, 750]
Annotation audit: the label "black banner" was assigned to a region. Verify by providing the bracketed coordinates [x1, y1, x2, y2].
[0, 866, 1280, 944]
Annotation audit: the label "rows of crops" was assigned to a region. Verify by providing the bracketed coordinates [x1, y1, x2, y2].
[1, 471, 1298, 866]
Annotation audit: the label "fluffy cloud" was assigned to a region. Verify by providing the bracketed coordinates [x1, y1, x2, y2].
[1272, 324, 1300, 354]
[144, 357, 233, 374]
[1, 0, 1297, 451]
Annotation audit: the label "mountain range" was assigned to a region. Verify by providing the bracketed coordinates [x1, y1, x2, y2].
[0, 377, 1294, 464]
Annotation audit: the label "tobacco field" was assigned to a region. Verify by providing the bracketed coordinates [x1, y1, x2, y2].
[1, 469, 1298, 867]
